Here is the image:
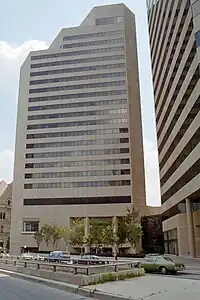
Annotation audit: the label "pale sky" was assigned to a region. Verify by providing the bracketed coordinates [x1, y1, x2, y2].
[0, 0, 161, 206]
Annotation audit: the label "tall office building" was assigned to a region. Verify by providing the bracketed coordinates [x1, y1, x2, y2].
[147, 0, 200, 256]
[10, 4, 146, 254]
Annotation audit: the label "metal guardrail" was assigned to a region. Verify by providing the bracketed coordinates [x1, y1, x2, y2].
[0, 258, 140, 276]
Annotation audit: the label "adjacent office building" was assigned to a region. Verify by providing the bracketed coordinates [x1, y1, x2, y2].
[10, 4, 146, 254]
[147, 0, 200, 256]
[0, 181, 12, 252]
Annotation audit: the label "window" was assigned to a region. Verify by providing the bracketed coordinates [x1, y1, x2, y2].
[23, 221, 39, 232]
[26, 137, 129, 149]
[96, 16, 123, 26]
[30, 71, 126, 85]
[26, 127, 129, 139]
[27, 118, 128, 130]
[63, 30, 124, 41]
[28, 99, 127, 112]
[29, 89, 126, 103]
[24, 169, 130, 179]
[195, 30, 200, 48]
[146, 257, 156, 263]
[30, 63, 125, 78]
[0, 226, 3, 233]
[30, 54, 125, 70]
[63, 38, 124, 49]
[23, 196, 131, 206]
[192, 0, 200, 17]
[31, 46, 124, 61]
[8, 200, 11, 206]
[27, 108, 128, 121]
[25, 158, 130, 169]
[29, 80, 126, 94]
[161, 158, 200, 203]
[25, 148, 129, 159]
[24, 180, 131, 189]
[0, 213, 5, 220]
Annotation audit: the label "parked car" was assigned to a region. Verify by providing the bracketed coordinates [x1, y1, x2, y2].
[44, 251, 71, 263]
[141, 255, 186, 274]
[34, 253, 48, 261]
[21, 252, 34, 260]
[72, 255, 105, 265]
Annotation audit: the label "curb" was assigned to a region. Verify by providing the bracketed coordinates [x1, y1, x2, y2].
[0, 268, 131, 300]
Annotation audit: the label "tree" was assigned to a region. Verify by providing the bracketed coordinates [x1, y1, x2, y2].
[41, 224, 54, 248]
[117, 219, 127, 249]
[61, 226, 72, 252]
[101, 222, 118, 249]
[124, 205, 143, 253]
[33, 230, 43, 249]
[126, 222, 143, 252]
[51, 224, 63, 249]
[69, 218, 84, 249]
[90, 219, 102, 253]
[83, 228, 93, 252]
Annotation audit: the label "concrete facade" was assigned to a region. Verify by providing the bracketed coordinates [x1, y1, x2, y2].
[10, 4, 146, 254]
[0, 182, 12, 252]
[147, 0, 200, 257]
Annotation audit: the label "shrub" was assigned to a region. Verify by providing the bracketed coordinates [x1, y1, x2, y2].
[87, 270, 144, 285]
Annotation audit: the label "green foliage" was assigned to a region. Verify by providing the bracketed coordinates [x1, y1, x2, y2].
[124, 205, 143, 251]
[51, 224, 63, 248]
[88, 271, 144, 285]
[61, 226, 71, 250]
[40, 224, 54, 247]
[69, 218, 84, 246]
[117, 219, 127, 247]
[89, 219, 116, 252]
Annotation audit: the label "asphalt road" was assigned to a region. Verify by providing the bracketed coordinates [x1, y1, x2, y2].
[0, 273, 93, 300]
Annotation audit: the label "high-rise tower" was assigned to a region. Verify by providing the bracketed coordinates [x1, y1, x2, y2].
[11, 3, 146, 254]
[147, 0, 200, 257]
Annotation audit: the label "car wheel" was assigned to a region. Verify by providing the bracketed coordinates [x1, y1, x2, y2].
[160, 266, 168, 275]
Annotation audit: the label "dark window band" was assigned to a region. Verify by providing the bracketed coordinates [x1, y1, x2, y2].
[25, 147, 129, 159]
[160, 128, 200, 187]
[30, 54, 125, 69]
[28, 99, 127, 112]
[29, 80, 126, 94]
[161, 158, 200, 204]
[63, 30, 124, 41]
[27, 118, 127, 130]
[26, 128, 128, 140]
[30, 63, 125, 78]
[159, 96, 200, 170]
[24, 180, 131, 189]
[29, 90, 127, 103]
[31, 46, 124, 61]
[30, 71, 126, 86]
[23, 196, 131, 206]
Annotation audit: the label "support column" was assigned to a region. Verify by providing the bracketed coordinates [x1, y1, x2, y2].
[186, 198, 196, 257]
[84, 217, 90, 254]
[112, 216, 118, 255]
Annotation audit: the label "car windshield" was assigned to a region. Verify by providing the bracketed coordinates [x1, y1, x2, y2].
[62, 252, 70, 256]
[164, 257, 174, 262]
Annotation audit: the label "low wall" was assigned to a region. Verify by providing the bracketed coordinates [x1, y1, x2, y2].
[0, 260, 144, 286]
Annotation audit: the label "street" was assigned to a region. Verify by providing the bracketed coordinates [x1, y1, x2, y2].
[0, 273, 93, 300]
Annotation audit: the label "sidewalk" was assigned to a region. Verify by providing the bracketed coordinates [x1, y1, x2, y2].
[86, 275, 200, 299]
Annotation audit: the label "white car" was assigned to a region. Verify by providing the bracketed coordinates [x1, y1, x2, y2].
[21, 253, 34, 260]
[34, 253, 47, 261]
